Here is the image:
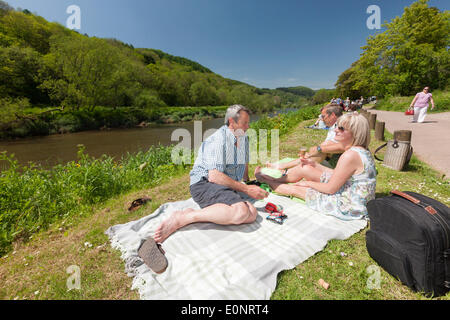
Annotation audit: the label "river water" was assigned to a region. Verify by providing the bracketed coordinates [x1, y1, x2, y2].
[0, 113, 271, 168]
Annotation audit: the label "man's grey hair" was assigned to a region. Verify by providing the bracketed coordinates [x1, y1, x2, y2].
[225, 104, 250, 126]
[324, 104, 343, 118]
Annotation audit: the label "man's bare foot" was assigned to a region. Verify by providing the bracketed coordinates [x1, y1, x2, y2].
[254, 166, 267, 182]
[153, 208, 194, 243]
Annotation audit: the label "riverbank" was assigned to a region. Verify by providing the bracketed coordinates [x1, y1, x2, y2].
[0, 105, 229, 140]
[0, 107, 448, 300]
[0, 105, 321, 256]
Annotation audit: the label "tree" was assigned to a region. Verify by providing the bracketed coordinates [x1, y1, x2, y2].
[39, 35, 131, 110]
[0, 46, 45, 103]
[312, 89, 335, 105]
[336, 0, 450, 97]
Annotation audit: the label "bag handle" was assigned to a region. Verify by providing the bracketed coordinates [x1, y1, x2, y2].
[391, 190, 437, 215]
[374, 143, 387, 162]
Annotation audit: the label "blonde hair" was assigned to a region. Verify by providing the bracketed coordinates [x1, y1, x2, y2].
[337, 112, 371, 149]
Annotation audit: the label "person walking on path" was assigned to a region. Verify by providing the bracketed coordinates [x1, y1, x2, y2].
[409, 86, 436, 123]
[368, 109, 450, 179]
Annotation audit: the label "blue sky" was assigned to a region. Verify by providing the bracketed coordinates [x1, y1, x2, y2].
[6, 0, 449, 89]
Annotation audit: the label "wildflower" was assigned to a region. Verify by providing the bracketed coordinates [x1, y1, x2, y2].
[84, 242, 92, 248]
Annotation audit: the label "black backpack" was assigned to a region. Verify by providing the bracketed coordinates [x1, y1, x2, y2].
[366, 190, 450, 297]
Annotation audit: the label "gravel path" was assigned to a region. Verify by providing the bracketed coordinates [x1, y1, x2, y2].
[367, 109, 450, 180]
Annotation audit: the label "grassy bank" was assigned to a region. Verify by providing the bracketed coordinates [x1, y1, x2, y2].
[267, 122, 449, 300]
[373, 90, 449, 113]
[0, 105, 229, 140]
[0, 145, 189, 256]
[0, 105, 320, 257]
[0, 107, 449, 300]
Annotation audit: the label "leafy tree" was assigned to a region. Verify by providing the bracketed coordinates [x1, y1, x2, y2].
[312, 88, 335, 105]
[276, 86, 315, 97]
[0, 10, 53, 53]
[0, 46, 45, 103]
[336, 0, 450, 97]
[40, 35, 131, 110]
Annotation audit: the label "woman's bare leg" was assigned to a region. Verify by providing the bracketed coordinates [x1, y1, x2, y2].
[255, 166, 309, 199]
[257, 163, 323, 184]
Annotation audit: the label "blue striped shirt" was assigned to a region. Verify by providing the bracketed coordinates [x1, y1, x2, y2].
[190, 125, 249, 186]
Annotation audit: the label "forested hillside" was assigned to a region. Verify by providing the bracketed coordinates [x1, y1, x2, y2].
[0, 1, 315, 116]
[0, 1, 322, 138]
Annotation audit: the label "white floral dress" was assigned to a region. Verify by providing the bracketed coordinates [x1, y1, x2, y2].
[305, 147, 377, 220]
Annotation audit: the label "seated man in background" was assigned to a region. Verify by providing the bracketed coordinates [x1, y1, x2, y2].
[266, 103, 345, 172]
[307, 104, 344, 167]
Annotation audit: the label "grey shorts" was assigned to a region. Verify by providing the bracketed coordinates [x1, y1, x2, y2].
[190, 177, 246, 209]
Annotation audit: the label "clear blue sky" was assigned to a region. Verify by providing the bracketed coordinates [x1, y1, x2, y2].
[6, 0, 449, 89]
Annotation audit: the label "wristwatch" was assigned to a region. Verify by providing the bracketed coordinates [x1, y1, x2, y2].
[317, 145, 322, 153]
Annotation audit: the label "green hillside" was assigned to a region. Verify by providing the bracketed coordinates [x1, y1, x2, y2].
[0, 1, 317, 139]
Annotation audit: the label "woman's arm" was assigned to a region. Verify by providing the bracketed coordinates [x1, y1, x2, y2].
[430, 97, 435, 110]
[410, 94, 419, 108]
[296, 150, 360, 194]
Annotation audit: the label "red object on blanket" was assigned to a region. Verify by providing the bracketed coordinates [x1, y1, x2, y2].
[265, 202, 284, 215]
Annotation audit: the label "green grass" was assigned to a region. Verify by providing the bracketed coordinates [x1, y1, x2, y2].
[0, 144, 190, 256]
[265, 118, 450, 300]
[0, 108, 449, 300]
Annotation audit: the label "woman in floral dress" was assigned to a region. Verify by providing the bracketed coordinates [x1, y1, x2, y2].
[255, 112, 376, 220]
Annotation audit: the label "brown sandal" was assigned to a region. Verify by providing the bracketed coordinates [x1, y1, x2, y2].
[128, 196, 151, 212]
[137, 237, 168, 274]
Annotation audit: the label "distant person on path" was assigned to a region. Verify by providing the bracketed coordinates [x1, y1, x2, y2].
[255, 112, 376, 220]
[409, 86, 436, 123]
[152, 104, 268, 243]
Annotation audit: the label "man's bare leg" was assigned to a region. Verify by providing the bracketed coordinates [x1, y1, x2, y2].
[154, 201, 257, 243]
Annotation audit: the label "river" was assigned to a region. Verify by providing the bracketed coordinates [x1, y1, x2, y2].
[0, 112, 278, 169]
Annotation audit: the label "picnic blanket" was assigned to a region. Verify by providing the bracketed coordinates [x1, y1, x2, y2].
[106, 193, 367, 300]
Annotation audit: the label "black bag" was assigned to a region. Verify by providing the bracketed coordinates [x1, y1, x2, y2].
[366, 190, 450, 297]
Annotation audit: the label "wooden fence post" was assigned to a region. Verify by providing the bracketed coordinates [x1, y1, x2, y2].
[375, 121, 385, 141]
[369, 113, 377, 130]
[394, 130, 412, 142]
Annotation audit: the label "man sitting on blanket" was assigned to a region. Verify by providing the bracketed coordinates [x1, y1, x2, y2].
[267, 103, 345, 172]
[153, 104, 269, 243]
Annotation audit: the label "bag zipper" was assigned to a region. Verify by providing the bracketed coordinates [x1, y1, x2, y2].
[420, 199, 450, 248]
